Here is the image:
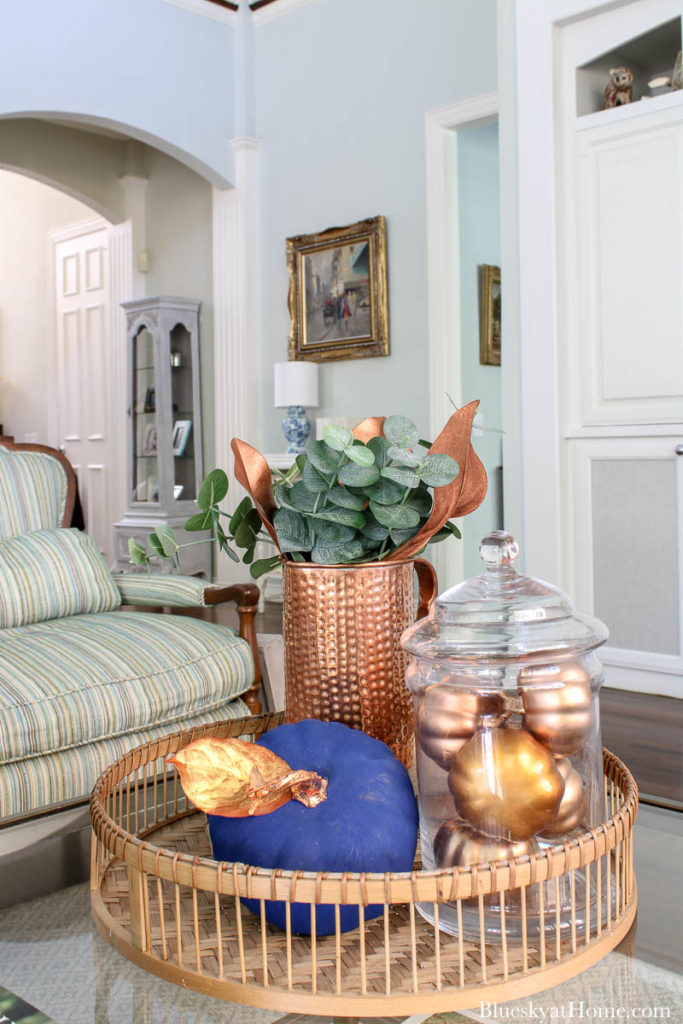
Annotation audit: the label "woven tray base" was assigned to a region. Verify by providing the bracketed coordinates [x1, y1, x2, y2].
[93, 810, 636, 1015]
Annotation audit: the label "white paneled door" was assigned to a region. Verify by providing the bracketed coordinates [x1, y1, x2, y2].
[54, 223, 114, 562]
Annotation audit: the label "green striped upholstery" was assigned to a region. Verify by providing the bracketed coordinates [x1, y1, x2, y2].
[0, 612, 253, 764]
[0, 698, 249, 820]
[0, 447, 67, 538]
[0, 529, 121, 628]
[113, 572, 208, 607]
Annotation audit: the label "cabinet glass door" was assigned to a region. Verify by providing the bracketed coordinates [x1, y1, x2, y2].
[170, 323, 196, 502]
[133, 326, 158, 503]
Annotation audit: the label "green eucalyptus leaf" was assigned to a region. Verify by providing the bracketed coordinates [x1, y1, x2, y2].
[369, 501, 421, 529]
[390, 526, 420, 546]
[311, 519, 357, 543]
[418, 453, 459, 488]
[197, 469, 229, 511]
[387, 445, 423, 467]
[250, 555, 282, 579]
[383, 415, 418, 449]
[363, 518, 390, 541]
[337, 462, 380, 488]
[310, 539, 365, 564]
[287, 481, 321, 513]
[147, 532, 165, 557]
[322, 423, 353, 451]
[303, 459, 333, 494]
[229, 496, 252, 535]
[344, 443, 375, 467]
[367, 435, 393, 468]
[234, 516, 258, 548]
[128, 538, 149, 565]
[295, 453, 307, 475]
[404, 487, 433, 516]
[304, 439, 338, 474]
[153, 524, 179, 557]
[326, 485, 366, 510]
[185, 510, 213, 532]
[313, 507, 367, 529]
[242, 546, 254, 564]
[364, 477, 405, 505]
[381, 465, 420, 489]
[273, 507, 312, 553]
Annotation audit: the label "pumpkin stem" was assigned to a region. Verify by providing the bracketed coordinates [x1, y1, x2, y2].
[247, 768, 328, 814]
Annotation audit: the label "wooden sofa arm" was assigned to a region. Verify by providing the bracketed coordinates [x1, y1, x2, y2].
[203, 583, 262, 715]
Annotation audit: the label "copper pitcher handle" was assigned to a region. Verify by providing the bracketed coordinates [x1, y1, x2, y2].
[414, 557, 438, 620]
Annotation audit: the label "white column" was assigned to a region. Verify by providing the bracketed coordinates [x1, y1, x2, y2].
[119, 173, 148, 300]
[212, 136, 261, 583]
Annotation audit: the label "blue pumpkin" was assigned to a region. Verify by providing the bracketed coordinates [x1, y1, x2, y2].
[208, 719, 418, 935]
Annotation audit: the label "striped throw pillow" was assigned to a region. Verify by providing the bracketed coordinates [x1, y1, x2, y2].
[0, 528, 121, 628]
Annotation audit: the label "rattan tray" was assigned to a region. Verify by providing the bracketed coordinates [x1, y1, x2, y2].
[90, 713, 638, 1016]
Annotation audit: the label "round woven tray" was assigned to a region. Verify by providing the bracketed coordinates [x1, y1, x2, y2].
[90, 713, 638, 1016]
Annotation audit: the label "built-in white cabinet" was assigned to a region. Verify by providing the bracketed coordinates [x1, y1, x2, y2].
[555, 0, 683, 696]
[113, 296, 211, 578]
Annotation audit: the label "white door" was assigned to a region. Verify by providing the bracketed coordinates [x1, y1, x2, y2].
[54, 222, 115, 562]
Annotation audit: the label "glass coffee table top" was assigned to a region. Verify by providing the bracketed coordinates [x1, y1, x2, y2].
[0, 805, 680, 1024]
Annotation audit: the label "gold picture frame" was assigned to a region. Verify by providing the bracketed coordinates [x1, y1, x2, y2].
[480, 264, 501, 367]
[287, 216, 389, 363]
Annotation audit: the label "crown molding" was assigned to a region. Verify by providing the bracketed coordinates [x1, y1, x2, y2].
[161, 0, 237, 26]
[251, 0, 317, 26]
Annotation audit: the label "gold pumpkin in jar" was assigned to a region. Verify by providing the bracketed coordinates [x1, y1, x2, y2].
[518, 661, 595, 756]
[417, 685, 507, 770]
[434, 817, 533, 868]
[540, 757, 586, 837]
[448, 727, 565, 841]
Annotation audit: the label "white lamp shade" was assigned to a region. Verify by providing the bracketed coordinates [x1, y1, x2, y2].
[274, 361, 319, 408]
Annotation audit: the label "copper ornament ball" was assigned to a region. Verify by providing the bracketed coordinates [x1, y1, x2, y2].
[518, 661, 596, 756]
[448, 727, 565, 841]
[417, 684, 507, 770]
[540, 757, 586, 837]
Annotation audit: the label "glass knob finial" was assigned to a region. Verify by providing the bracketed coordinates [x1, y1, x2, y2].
[479, 531, 519, 568]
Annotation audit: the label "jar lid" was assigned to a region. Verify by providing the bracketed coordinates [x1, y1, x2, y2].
[402, 531, 608, 662]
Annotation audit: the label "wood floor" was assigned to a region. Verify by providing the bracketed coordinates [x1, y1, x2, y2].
[218, 599, 683, 808]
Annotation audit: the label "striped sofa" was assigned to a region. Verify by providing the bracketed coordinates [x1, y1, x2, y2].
[0, 440, 260, 825]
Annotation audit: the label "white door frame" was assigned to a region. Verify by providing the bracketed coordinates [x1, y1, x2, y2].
[425, 92, 499, 591]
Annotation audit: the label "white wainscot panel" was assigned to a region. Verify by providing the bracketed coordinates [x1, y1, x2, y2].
[580, 120, 683, 424]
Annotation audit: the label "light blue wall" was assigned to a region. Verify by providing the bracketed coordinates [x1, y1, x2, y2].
[254, 0, 497, 451]
[0, 0, 236, 186]
[457, 120, 502, 578]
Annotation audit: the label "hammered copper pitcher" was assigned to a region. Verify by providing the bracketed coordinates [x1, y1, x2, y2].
[282, 558, 438, 766]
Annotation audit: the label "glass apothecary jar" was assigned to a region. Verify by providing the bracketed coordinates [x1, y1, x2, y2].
[402, 531, 609, 943]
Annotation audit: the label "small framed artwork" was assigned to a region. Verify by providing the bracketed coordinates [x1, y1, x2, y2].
[480, 264, 501, 367]
[172, 420, 192, 456]
[287, 215, 389, 363]
[143, 386, 156, 413]
[142, 424, 158, 454]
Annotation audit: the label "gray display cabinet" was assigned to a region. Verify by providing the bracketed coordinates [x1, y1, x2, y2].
[113, 296, 211, 578]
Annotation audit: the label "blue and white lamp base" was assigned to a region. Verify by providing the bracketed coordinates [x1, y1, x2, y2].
[281, 405, 311, 454]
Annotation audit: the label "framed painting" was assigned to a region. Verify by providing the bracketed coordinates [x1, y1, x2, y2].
[287, 216, 389, 362]
[480, 264, 501, 367]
